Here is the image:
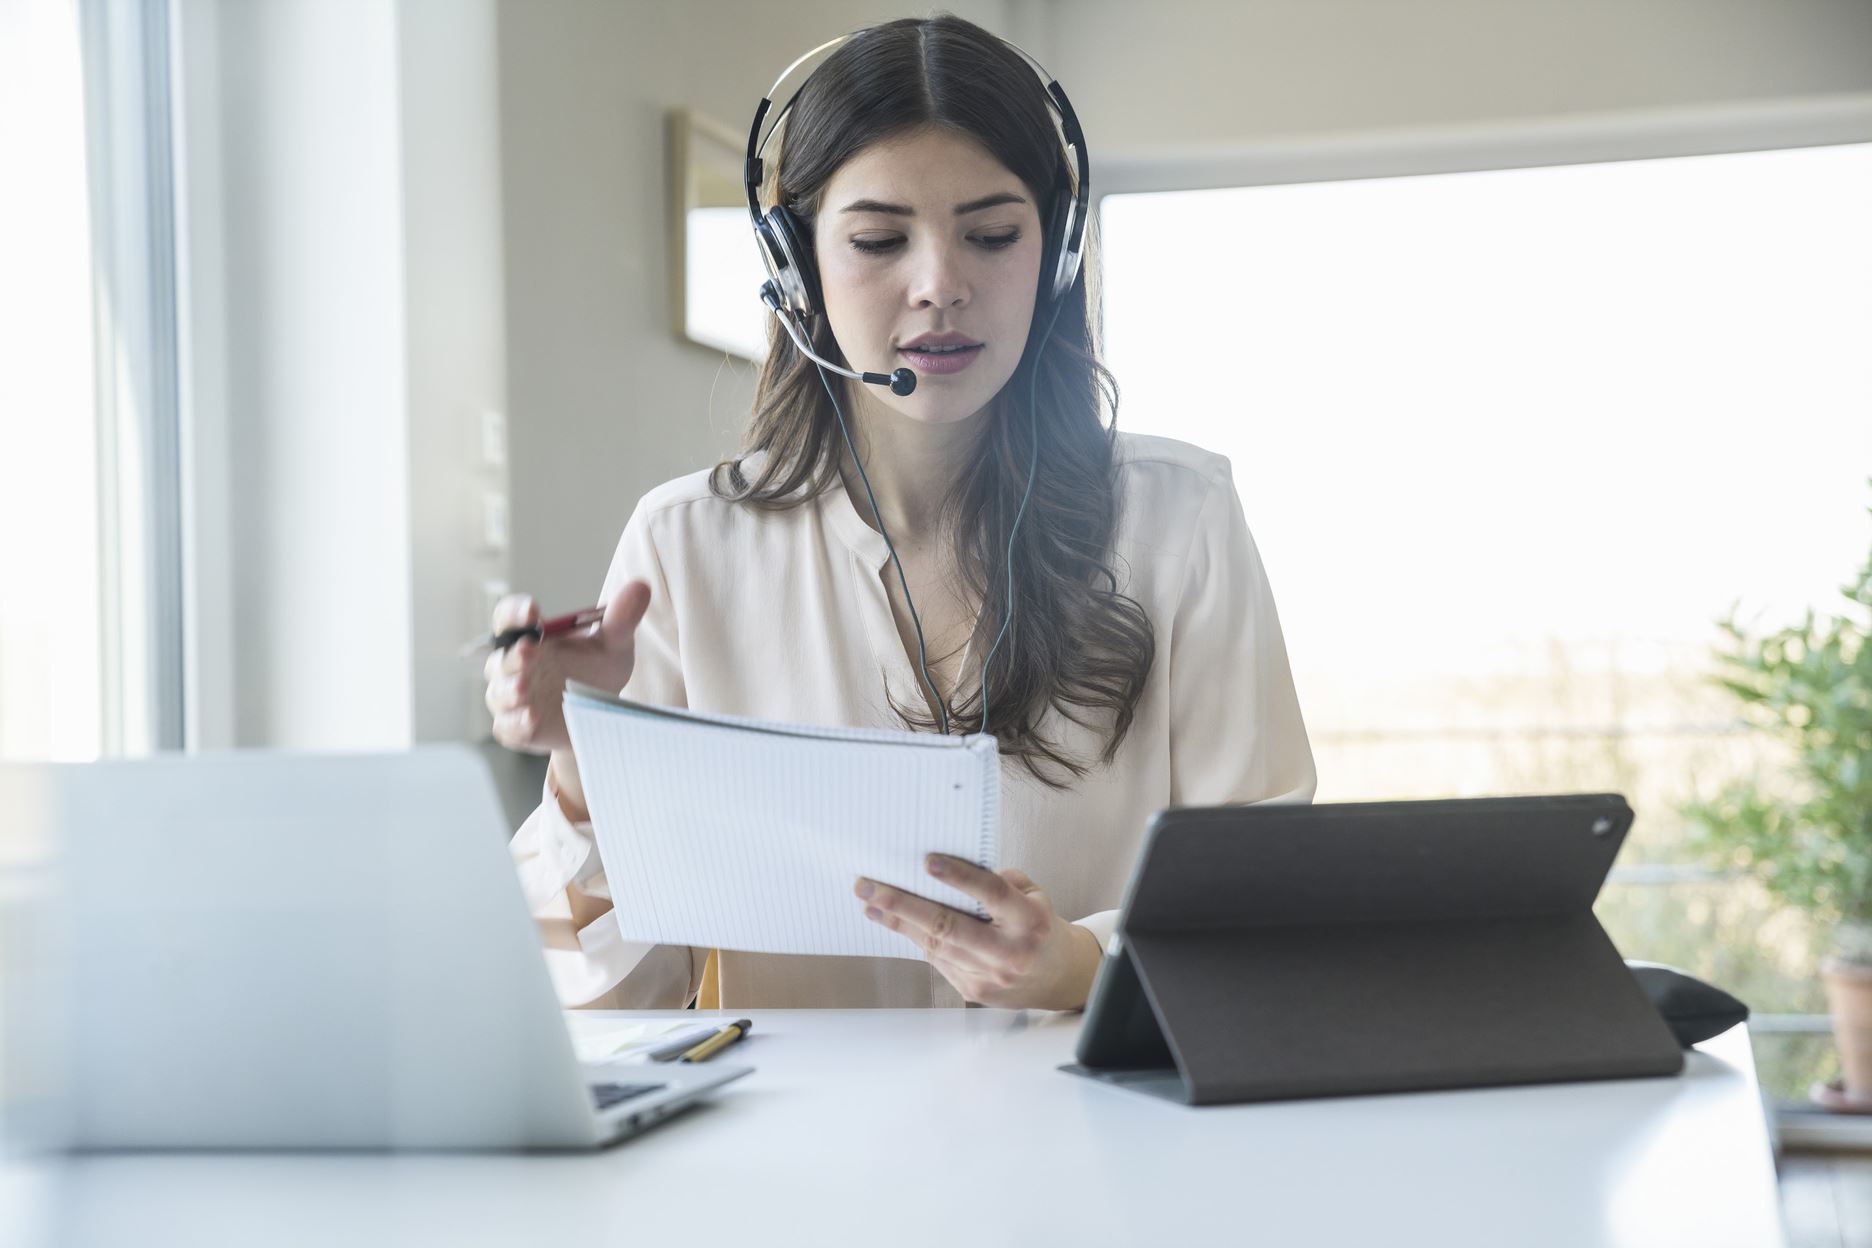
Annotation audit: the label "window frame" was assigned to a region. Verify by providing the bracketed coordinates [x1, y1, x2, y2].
[78, 0, 187, 755]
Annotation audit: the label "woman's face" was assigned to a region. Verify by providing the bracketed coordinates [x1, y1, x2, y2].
[812, 126, 1044, 427]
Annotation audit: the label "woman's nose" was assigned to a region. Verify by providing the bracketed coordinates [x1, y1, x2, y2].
[906, 241, 969, 309]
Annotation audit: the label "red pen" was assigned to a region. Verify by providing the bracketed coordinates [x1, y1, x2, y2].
[459, 606, 605, 658]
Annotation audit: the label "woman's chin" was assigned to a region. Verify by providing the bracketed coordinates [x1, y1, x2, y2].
[885, 395, 994, 427]
[888, 374, 1019, 427]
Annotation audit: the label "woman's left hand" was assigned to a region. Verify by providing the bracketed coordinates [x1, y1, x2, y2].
[854, 855, 1104, 1011]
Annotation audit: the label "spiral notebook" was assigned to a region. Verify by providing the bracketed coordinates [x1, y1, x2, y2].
[562, 681, 1001, 959]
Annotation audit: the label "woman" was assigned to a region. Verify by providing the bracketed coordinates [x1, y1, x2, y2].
[487, 14, 1315, 1012]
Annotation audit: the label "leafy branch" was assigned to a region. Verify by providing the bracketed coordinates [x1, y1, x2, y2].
[1682, 489, 1872, 952]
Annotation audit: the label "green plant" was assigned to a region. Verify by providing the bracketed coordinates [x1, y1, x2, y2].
[1683, 492, 1872, 965]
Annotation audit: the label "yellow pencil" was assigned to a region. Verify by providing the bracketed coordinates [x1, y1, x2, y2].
[678, 1019, 752, 1063]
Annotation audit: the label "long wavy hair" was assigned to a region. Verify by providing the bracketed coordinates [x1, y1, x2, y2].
[711, 13, 1153, 787]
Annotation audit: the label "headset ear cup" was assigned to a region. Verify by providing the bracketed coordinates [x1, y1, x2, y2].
[1040, 191, 1071, 305]
[766, 206, 824, 322]
[753, 215, 784, 285]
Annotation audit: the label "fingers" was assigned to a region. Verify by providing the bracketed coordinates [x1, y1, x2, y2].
[484, 592, 538, 683]
[601, 580, 653, 646]
[925, 855, 1032, 925]
[493, 592, 537, 634]
[483, 653, 533, 717]
[485, 594, 541, 751]
[1000, 868, 1040, 894]
[483, 585, 643, 756]
[484, 635, 535, 684]
[870, 905, 997, 972]
[917, 936, 996, 975]
[854, 877, 1003, 963]
[490, 706, 538, 749]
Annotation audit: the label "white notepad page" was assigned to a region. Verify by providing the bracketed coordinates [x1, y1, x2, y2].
[562, 681, 1001, 959]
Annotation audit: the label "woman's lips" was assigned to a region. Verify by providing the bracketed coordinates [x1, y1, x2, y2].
[897, 344, 984, 375]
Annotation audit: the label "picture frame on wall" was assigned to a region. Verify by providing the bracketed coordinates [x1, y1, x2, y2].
[668, 108, 769, 362]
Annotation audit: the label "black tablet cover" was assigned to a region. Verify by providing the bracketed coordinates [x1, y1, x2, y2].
[1063, 795, 1685, 1105]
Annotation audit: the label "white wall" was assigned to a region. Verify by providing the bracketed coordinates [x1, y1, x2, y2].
[203, 0, 414, 750]
[174, 0, 1872, 751]
[398, 0, 512, 743]
[1043, 0, 1872, 157]
[495, 0, 1010, 621]
[177, 0, 508, 750]
[494, 0, 1872, 624]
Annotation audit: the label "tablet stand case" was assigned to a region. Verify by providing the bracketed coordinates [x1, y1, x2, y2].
[1062, 795, 1685, 1105]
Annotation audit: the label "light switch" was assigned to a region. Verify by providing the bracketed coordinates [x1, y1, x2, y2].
[482, 490, 509, 551]
[480, 409, 507, 468]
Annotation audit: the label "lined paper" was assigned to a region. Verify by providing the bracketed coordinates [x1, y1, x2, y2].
[562, 681, 1000, 959]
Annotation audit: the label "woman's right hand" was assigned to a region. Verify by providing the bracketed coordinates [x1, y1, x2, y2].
[484, 579, 653, 756]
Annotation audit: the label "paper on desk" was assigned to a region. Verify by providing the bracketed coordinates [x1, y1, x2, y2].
[565, 1017, 704, 1064]
[562, 682, 1000, 959]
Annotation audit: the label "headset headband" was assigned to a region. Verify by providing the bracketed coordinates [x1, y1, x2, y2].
[743, 27, 1091, 307]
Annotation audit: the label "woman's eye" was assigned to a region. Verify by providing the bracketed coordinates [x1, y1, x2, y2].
[847, 230, 1023, 256]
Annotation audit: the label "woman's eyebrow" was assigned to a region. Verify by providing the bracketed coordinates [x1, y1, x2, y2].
[839, 192, 1028, 217]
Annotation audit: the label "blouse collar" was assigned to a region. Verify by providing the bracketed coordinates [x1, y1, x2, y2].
[814, 469, 893, 572]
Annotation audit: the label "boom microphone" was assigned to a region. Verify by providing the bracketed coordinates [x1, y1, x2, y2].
[760, 282, 917, 396]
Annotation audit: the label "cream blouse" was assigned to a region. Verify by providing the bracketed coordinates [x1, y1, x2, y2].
[508, 431, 1316, 1010]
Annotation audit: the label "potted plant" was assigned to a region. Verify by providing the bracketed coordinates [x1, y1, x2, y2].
[1683, 497, 1872, 1109]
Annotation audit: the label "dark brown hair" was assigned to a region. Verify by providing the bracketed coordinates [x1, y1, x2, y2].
[711, 13, 1153, 786]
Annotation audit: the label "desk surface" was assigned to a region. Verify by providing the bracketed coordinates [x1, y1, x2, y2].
[13, 1010, 1784, 1248]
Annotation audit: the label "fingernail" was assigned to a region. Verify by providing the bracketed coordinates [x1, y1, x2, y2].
[856, 879, 875, 899]
[927, 856, 945, 877]
[865, 906, 882, 921]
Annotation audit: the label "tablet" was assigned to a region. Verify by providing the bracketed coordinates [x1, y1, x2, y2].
[1063, 795, 1684, 1105]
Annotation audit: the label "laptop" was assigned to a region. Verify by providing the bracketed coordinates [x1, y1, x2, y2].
[0, 745, 749, 1150]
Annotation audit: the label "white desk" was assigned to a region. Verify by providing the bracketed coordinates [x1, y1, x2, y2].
[13, 1011, 1784, 1248]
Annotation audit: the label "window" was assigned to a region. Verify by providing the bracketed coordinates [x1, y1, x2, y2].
[0, 0, 185, 762]
[0, 0, 102, 761]
[1101, 142, 1872, 1024]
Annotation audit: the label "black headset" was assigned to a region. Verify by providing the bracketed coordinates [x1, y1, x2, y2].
[742, 27, 1092, 737]
[743, 30, 1090, 390]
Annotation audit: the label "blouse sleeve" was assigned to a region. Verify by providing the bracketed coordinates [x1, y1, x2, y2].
[1068, 460, 1316, 963]
[1168, 459, 1317, 807]
[505, 499, 703, 1008]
